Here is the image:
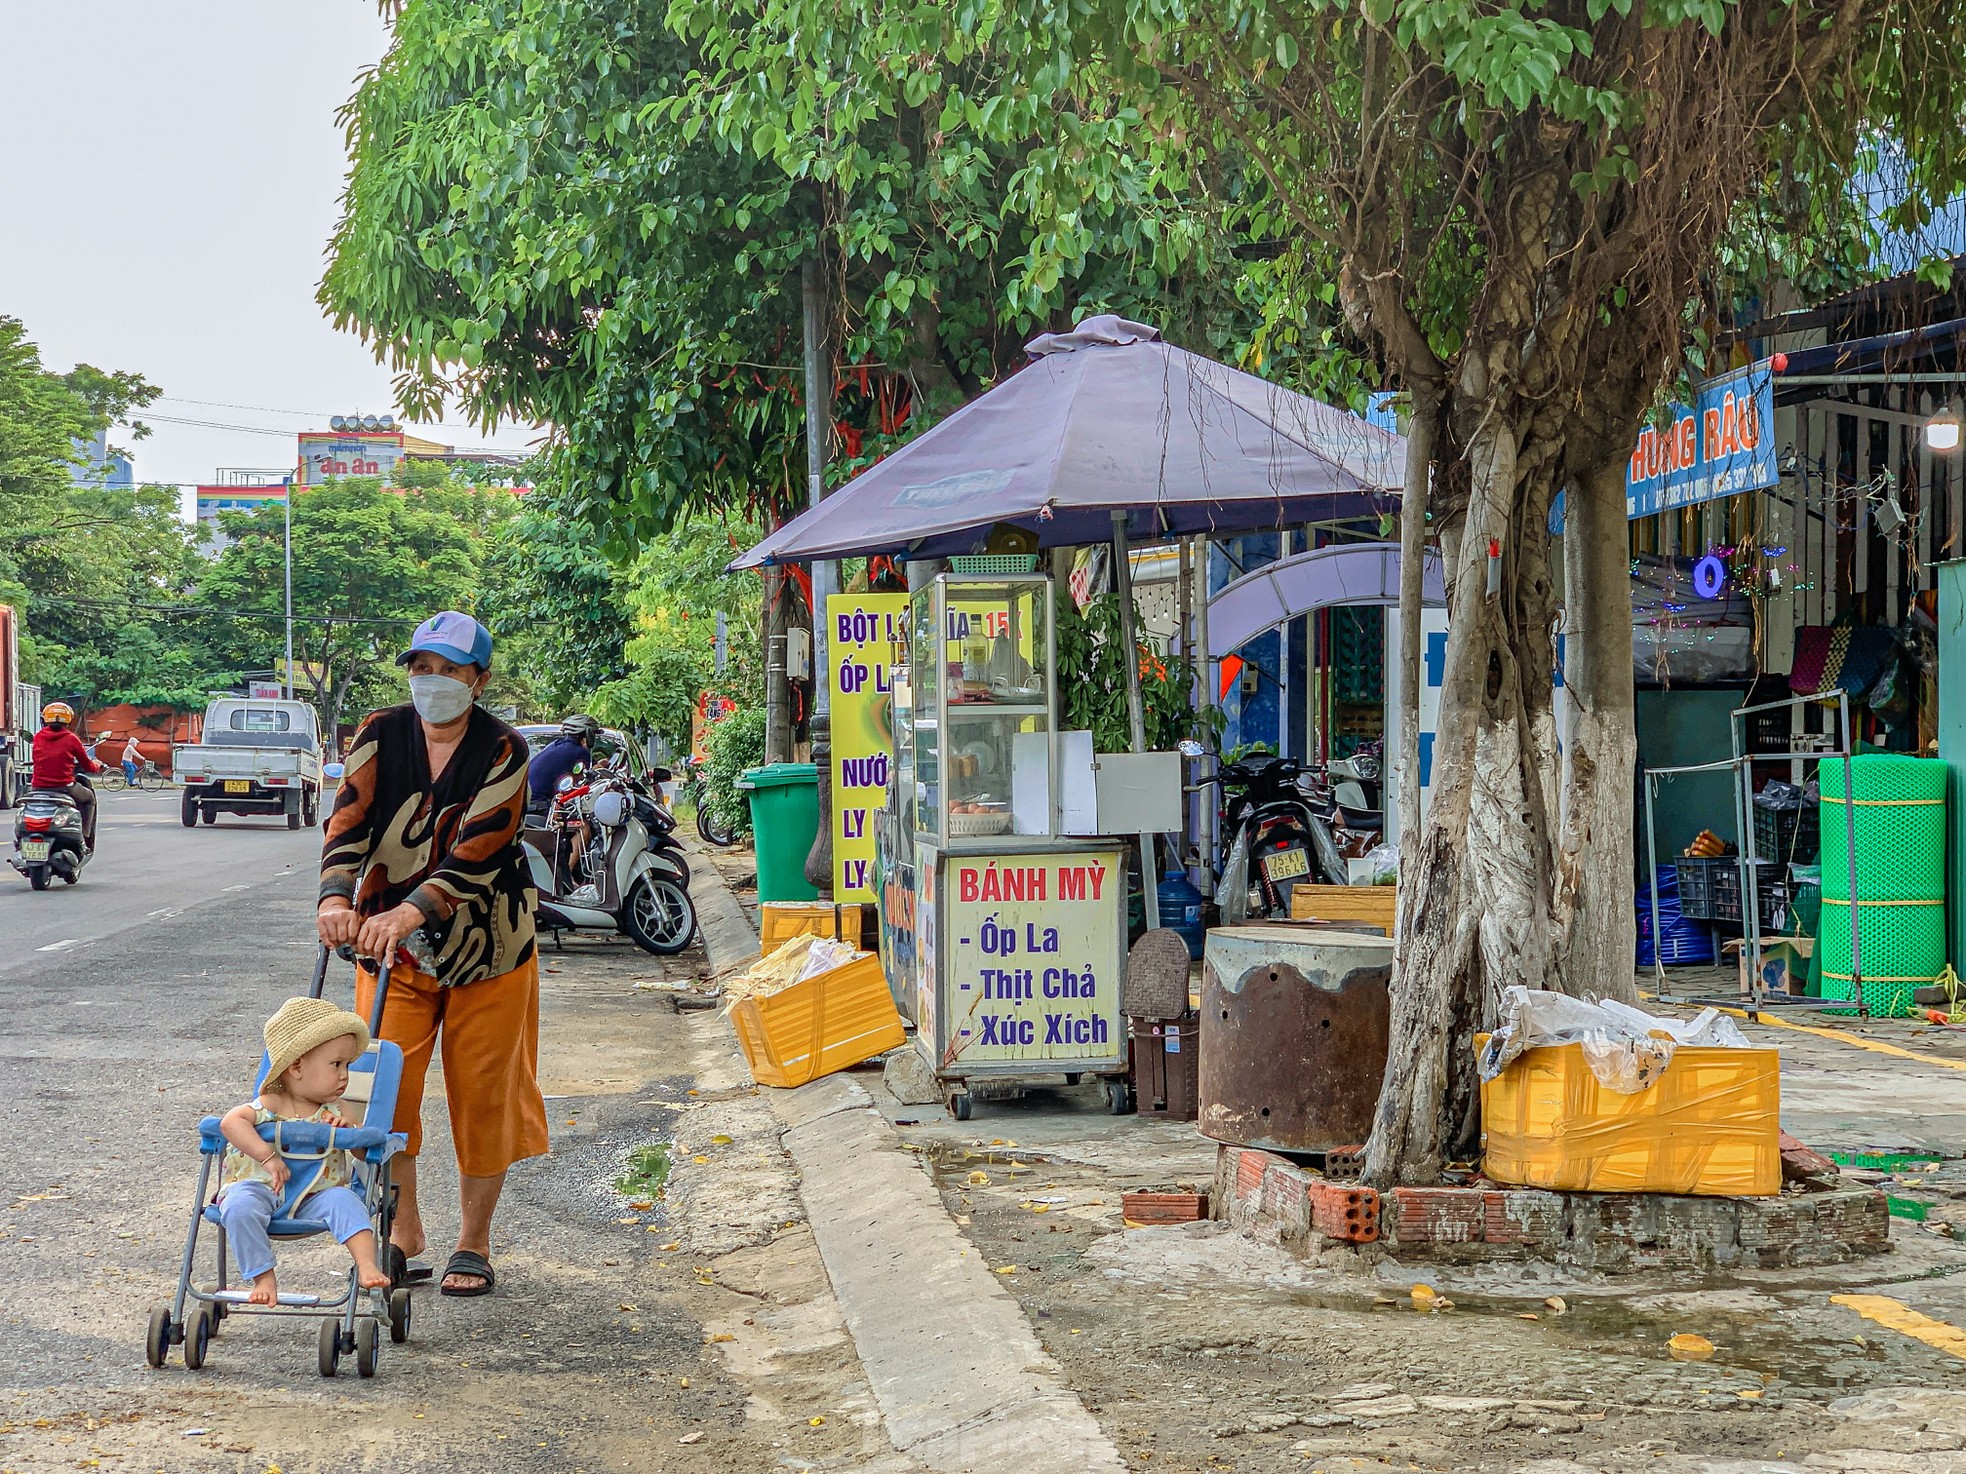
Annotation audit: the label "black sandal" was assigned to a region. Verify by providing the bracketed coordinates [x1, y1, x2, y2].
[439, 1249, 496, 1298]
[388, 1244, 434, 1287]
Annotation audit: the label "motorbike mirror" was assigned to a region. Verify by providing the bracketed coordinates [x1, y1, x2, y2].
[1176, 739, 1206, 759]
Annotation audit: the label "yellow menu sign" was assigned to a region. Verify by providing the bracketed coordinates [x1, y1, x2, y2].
[828, 593, 908, 902]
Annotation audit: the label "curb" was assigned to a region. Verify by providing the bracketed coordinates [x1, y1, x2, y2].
[683, 840, 1125, 1474]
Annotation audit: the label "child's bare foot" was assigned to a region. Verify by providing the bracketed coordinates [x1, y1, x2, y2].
[247, 1270, 279, 1306]
[348, 1230, 391, 1290]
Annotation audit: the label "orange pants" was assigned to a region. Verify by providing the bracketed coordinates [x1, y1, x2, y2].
[357, 956, 550, 1178]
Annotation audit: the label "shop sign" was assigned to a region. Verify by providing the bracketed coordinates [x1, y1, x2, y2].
[826, 593, 908, 901]
[1625, 360, 1777, 519]
[943, 851, 1123, 1063]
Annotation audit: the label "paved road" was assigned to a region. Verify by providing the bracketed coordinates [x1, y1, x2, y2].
[0, 804, 827, 1472]
[0, 786, 314, 967]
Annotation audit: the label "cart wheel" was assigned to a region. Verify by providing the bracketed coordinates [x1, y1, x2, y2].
[388, 1288, 412, 1344]
[318, 1317, 341, 1378]
[1063, 1072, 1083, 1086]
[947, 1090, 973, 1121]
[145, 1305, 173, 1368]
[355, 1318, 380, 1378]
[1106, 1080, 1135, 1116]
[183, 1305, 213, 1371]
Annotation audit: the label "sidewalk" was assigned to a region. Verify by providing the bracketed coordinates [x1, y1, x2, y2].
[689, 849, 1966, 1473]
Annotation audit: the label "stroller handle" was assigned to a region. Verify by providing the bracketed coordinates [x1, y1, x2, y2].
[312, 942, 397, 1037]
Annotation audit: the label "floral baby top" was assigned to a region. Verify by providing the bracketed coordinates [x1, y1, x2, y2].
[220, 1101, 354, 1203]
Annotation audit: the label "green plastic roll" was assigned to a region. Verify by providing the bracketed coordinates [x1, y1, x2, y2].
[1819, 754, 1947, 902]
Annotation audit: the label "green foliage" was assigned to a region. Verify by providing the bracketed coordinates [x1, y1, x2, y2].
[198, 480, 481, 737]
[1055, 589, 1210, 753]
[43, 624, 228, 712]
[702, 702, 766, 839]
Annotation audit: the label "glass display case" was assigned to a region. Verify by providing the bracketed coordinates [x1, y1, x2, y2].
[905, 574, 1056, 845]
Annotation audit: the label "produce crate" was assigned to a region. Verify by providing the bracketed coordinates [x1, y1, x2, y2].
[1480, 1040, 1781, 1196]
[1712, 860, 1786, 929]
[731, 952, 905, 1089]
[1752, 803, 1820, 865]
[1675, 856, 1724, 922]
[1287, 883, 1398, 934]
[759, 901, 870, 953]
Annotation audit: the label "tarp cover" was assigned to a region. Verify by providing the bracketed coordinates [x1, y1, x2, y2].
[732, 315, 1405, 568]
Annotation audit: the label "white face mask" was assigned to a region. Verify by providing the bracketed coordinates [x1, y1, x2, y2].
[408, 674, 477, 724]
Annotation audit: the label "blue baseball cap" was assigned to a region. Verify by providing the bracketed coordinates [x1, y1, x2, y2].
[397, 611, 493, 670]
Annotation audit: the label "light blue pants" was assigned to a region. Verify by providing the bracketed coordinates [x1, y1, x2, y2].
[217, 1181, 372, 1281]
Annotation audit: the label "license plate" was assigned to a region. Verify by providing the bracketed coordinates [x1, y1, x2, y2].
[223, 780, 251, 794]
[1261, 846, 1310, 882]
[21, 840, 50, 862]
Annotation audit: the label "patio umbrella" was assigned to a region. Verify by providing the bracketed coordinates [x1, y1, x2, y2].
[730, 315, 1404, 569]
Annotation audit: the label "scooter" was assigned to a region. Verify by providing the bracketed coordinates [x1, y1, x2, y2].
[10, 787, 89, 890]
[1329, 739, 1385, 834]
[523, 773, 698, 955]
[1206, 755, 1348, 922]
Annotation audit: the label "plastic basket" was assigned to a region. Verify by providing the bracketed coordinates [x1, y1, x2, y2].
[1712, 860, 1786, 929]
[1752, 803, 1819, 865]
[947, 554, 1038, 575]
[1676, 857, 1722, 922]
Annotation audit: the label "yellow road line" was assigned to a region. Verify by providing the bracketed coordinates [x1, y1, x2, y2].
[1830, 1294, 1966, 1360]
[1644, 991, 1966, 1073]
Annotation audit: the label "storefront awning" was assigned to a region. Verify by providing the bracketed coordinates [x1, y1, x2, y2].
[1208, 542, 1444, 660]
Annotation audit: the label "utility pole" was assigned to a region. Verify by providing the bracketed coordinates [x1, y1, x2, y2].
[801, 248, 835, 892]
[283, 484, 294, 701]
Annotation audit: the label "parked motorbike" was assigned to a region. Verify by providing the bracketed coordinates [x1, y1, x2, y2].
[681, 757, 738, 847]
[1205, 754, 1348, 922]
[10, 787, 89, 890]
[523, 772, 698, 954]
[1328, 739, 1384, 834]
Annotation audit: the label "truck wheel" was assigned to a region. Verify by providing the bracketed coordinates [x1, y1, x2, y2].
[303, 788, 319, 827]
[286, 800, 302, 831]
[181, 790, 198, 828]
[201, 807, 216, 825]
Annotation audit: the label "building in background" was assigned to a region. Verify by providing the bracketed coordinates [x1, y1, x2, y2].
[193, 417, 528, 553]
[69, 428, 134, 490]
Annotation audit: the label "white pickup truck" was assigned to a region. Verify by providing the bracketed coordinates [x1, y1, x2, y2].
[173, 698, 324, 830]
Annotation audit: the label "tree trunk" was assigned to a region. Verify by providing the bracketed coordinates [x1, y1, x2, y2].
[1553, 457, 1641, 1004]
[1395, 389, 1437, 851]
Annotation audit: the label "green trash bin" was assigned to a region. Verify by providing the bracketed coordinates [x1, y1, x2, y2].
[738, 762, 820, 902]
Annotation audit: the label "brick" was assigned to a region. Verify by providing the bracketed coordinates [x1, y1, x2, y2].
[1391, 1186, 1484, 1244]
[1323, 1145, 1366, 1183]
[1235, 1147, 1288, 1201]
[1779, 1131, 1840, 1187]
[1121, 1191, 1208, 1225]
[1308, 1180, 1380, 1243]
[1482, 1189, 1562, 1246]
[1262, 1162, 1314, 1240]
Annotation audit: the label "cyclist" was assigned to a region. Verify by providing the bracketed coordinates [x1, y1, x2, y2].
[121, 734, 142, 787]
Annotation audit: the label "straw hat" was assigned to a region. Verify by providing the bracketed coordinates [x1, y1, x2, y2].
[264, 997, 370, 1085]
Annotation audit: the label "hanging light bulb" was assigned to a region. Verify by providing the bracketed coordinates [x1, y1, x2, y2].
[1926, 406, 1961, 452]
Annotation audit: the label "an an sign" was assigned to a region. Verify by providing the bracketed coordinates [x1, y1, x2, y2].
[1625, 360, 1778, 519]
[941, 851, 1124, 1065]
[297, 431, 407, 487]
[827, 593, 908, 902]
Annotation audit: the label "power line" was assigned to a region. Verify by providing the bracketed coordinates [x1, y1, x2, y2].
[53, 596, 427, 627]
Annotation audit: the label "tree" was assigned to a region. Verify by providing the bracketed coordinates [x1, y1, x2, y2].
[670, 0, 1966, 1183]
[198, 480, 481, 737]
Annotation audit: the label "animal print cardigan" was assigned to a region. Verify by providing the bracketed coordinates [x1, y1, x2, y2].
[319, 703, 536, 987]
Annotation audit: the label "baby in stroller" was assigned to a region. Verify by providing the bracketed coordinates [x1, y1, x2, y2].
[216, 997, 392, 1305]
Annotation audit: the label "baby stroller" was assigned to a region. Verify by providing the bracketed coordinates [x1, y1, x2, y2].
[147, 945, 413, 1377]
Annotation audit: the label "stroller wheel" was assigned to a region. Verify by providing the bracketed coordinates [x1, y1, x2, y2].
[183, 1306, 213, 1371]
[145, 1305, 173, 1368]
[355, 1318, 380, 1378]
[388, 1287, 413, 1344]
[318, 1317, 341, 1378]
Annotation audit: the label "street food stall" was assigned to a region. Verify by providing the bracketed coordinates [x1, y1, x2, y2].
[878, 569, 1130, 1118]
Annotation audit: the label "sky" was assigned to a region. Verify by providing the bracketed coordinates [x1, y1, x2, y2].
[1, 2, 542, 504]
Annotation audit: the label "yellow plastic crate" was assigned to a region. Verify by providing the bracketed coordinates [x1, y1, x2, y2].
[731, 952, 905, 1089]
[760, 901, 869, 954]
[1481, 1041, 1781, 1197]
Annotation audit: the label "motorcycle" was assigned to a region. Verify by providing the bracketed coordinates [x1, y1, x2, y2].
[10, 787, 89, 890]
[1205, 754, 1348, 923]
[681, 757, 738, 848]
[522, 771, 698, 955]
[1328, 739, 1385, 835]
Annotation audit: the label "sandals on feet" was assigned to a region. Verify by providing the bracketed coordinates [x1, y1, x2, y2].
[440, 1249, 496, 1298]
[388, 1244, 434, 1287]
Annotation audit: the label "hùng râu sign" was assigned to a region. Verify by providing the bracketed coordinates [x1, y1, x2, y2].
[1625, 360, 1778, 520]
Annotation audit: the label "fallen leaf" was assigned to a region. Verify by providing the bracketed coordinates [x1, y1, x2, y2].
[615, 1217, 641, 1225]
[679, 1377, 691, 1388]
[1668, 1333, 1716, 1362]
[1516, 1313, 1540, 1321]
[628, 1199, 654, 1211]
[618, 1302, 637, 1312]
[809, 1416, 825, 1427]
[711, 1134, 733, 1145]
[678, 1431, 704, 1445]
[1737, 1389, 1763, 1400]
[995, 1266, 1017, 1275]
[709, 1333, 735, 1343]
[1409, 1285, 1437, 1308]
[966, 1171, 990, 1185]
[1544, 1296, 1568, 1314]
[692, 1155, 710, 1165]
[661, 1242, 680, 1251]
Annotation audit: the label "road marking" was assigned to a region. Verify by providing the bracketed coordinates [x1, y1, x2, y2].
[36, 939, 80, 952]
[1649, 992, 1966, 1075]
[1830, 1293, 1966, 1359]
[222, 885, 251, 892]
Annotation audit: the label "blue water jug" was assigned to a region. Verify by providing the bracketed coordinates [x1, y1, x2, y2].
[1158, 871, 1207, 961]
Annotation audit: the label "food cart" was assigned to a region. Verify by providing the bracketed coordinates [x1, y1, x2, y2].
[876, 569, 1130, 1119]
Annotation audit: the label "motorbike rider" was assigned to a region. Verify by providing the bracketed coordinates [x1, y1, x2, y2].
[527, 715, 601, 892]
[30, 702, 102, 855]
